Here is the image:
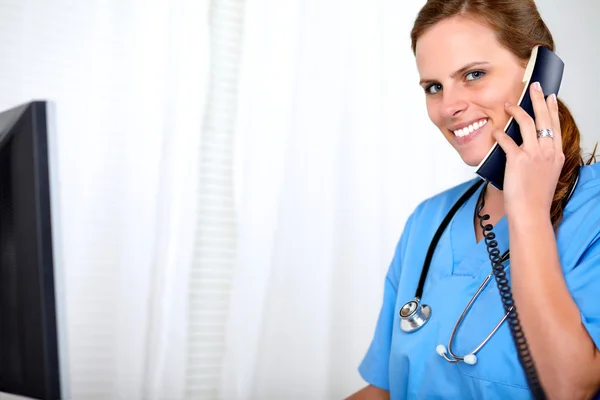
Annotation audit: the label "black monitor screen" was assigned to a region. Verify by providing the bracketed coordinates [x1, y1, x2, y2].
[0, 101, 67, 400]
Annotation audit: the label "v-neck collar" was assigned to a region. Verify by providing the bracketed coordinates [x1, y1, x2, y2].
[449, 183, 510, 278]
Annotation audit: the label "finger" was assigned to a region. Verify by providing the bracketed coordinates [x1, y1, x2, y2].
[530, 82, 554, 152]
[546, 93, 563, 153]
[492, 128, 521, 157]
[504, 101, 537, 149]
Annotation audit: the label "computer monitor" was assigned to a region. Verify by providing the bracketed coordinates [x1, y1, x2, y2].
[0, 101, 69, 400]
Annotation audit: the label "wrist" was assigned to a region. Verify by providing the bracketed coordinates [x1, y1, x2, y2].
[507, 209, 553, 231]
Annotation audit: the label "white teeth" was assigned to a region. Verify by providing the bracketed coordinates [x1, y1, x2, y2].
[453, 119, 487, 137]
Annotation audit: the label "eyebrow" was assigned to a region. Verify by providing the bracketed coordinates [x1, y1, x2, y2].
[419, 61, 491, 86]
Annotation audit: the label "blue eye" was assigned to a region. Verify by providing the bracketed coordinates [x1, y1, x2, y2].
[425, 83, 442, 95]
[465, 70, 485, 81]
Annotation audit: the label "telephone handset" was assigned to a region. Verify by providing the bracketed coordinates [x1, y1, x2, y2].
[475, 45, 565, 190]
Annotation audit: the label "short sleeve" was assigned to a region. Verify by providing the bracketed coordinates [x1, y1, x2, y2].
[358, 213, 414, 390]
[566, 233, 600, 351]
[358, 274, 398, 390]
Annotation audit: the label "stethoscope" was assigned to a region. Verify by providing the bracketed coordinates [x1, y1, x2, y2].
[399, 179, 494, 365]
[399, 174, 579, 365]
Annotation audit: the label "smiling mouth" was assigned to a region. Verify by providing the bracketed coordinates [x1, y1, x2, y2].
[452, 118, 488, 138]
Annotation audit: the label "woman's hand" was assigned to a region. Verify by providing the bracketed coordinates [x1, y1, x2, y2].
[491, 82, 564, 221]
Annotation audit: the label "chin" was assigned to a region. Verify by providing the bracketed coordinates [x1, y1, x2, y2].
[457, 149, 488, 167]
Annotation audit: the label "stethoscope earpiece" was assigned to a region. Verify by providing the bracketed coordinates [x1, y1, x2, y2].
[463, 354, 477, 365]
[435, 344, 478, 364]
[435, 344, 447, 357]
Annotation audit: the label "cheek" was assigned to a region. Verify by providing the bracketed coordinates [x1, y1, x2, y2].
[473, 82, 521, 121]
[478, 79, 524, 107]
[426, 98, 443, 127]
[473, 83, 507, 106]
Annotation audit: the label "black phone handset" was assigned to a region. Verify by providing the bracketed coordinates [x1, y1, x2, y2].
[476, 46, 566, 400]
[476, 45, 565, 189]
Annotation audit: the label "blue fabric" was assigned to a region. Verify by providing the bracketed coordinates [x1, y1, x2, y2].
[359, 162, 600, 399]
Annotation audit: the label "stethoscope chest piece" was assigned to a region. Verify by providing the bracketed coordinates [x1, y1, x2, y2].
[399, 298, 431, 332]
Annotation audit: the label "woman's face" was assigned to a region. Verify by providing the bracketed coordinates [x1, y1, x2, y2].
[415, 15, 527, 167]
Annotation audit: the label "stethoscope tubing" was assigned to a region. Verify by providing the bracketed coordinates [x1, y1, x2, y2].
[445, 270, 512, 363]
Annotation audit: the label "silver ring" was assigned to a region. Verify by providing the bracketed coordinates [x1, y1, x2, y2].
[536, 128, 554, 139]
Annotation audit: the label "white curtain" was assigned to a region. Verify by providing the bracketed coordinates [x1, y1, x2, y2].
[221, 0, 473, 399]
[0, 1, 208, 399]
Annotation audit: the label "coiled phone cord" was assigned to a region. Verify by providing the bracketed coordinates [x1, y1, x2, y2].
[474, 184, 547, 400]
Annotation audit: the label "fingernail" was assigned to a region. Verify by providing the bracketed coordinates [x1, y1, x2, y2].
[505, 102, 511, 107]
[533, 82, 542, 91]
[551, 93, 557, 103]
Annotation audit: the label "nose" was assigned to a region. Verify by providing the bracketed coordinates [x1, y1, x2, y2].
[440, 89, 468, 119]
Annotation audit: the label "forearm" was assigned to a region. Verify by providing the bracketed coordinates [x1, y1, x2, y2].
[508, 213, 600, 399]
[345, 385, 390, 400]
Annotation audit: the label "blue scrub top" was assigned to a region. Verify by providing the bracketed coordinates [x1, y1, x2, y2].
[359, 162, 600, 399]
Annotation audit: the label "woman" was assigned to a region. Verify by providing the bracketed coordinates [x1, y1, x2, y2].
[347, 1, 600, 399]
